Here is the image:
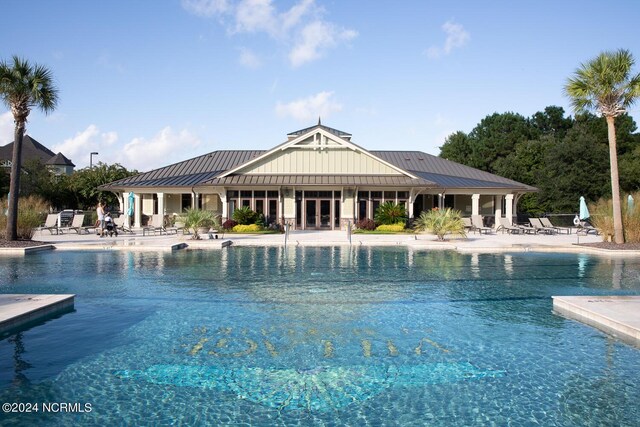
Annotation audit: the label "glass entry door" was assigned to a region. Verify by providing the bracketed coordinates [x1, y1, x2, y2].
[305, 199, 332, 229]
[305, 200, 317, 229]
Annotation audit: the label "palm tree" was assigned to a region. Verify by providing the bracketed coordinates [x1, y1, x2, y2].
[564, 49, 640, 244]
[0, 56, 58, 240]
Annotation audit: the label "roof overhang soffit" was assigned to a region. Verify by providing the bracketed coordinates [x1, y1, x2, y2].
[216, 128, 419, 180]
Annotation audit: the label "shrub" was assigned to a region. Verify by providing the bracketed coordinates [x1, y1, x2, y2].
[0, 195, 49, 240]
[374, 202, 407, 225]
[590, 192, 640, 243]
[413, 208, 466, 241]
[180, 208, 216, 240]
[222, 219, 238, 230]
[232, 206, 258, 225]
[232, 224, 262, 233]
[356, 218, 376, 230]
[375, 223, 406, 232]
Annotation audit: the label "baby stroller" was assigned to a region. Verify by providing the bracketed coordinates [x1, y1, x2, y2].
[104, 212, 118, 237]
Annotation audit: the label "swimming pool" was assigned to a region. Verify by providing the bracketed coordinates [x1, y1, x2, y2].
[1, 247, 639, 426]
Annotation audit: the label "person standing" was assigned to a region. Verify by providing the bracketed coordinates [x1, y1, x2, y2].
[97, 201, 105, 237]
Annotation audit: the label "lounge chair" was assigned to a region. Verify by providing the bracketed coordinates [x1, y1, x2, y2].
[540, 217, 571, 234]
[114, 216, 134, 234]
[471, 215, 493, 234]
[35, 213, 59, 235]
[576, 221, 599, 235]
[461, 217, 474, 233]
[497, 217, 522, 234]
[143, 215, 178, 236]
[60, 214, 92, 234]
[529, 218, 554, 234]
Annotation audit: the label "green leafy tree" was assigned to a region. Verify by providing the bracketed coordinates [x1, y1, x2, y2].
[467, 112, 537, 172]
[181, 208, 216, 240]
[68, 162, 138, 209]
[374, 201, 406, 225]
[439, 131, 474, 164]
[530, 106, 574, 140]
[0, 56, 58, 240]
[565, 49, 640, 243]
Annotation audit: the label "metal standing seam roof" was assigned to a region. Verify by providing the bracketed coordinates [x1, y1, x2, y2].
[101, 148, 536, 192]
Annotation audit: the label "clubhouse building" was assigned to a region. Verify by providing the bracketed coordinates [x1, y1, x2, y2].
[102, 122, 536, 230]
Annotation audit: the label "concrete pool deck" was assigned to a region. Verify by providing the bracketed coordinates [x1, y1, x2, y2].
[13, 227, 640, 256]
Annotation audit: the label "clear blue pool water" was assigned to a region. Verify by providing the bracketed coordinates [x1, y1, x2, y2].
[0, 247, 639, 426]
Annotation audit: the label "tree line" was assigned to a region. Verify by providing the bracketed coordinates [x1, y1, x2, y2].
[0, 161, 137, 211]
[439, 106, 640, 215]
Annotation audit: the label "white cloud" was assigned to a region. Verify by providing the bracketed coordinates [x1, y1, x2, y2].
[289, 21, 357, 67]
[181, 0, 229, 17]
[234, 0, 277, 35]
[183, 0, 356, 67]
[276, 91, 342, 121]
[52, 125, 119, 167]
[0, 111, 14, 145]
[238, 47, 262, 68]
[120, 127, 202, 172]
[426, 20, 470, 59]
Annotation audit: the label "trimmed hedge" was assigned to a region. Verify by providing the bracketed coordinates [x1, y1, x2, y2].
[375, 223, 405, 232]
[232, 224, 262, 233]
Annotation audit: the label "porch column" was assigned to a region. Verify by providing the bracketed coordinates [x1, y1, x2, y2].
[471, 194, 480, 216]
[505, 194, 514, 224]
[220, 192, 228, 222]
[157, 192, 165, 217]
[134, 193, 142, 228]
[191, 192, 196, 209]
[493, 195, 503, 230]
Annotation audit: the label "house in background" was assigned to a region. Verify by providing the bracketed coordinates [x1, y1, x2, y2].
[102, 122, 537, 230]
[0, 134, 75, 176]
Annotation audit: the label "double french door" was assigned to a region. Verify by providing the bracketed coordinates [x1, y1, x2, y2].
[305, 199, 332, 229]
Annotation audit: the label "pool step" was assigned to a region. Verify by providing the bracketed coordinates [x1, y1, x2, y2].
[0, 294, 75, 335]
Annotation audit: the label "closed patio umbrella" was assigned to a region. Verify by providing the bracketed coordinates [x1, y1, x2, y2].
[579, 196, 590, 220]
[628, 194, 635, 213]
[127, 192, 135, 216]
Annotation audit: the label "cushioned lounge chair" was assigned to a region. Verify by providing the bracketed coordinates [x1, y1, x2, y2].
[540, 217, 571, 234]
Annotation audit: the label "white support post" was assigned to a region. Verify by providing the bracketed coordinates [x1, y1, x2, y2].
[157, 192, 165, 217]
[494, 195, 502, 230]
[134, 194, 142, 228]
[505, 194, 514, 224]
[472, 194, 480, 216]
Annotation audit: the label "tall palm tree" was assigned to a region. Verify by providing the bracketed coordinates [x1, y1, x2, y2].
[564, 49, 640, 244]
[0, 56, 58, 240]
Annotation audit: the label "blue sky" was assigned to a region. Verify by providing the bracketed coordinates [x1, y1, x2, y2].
[2, 0, 640, 171]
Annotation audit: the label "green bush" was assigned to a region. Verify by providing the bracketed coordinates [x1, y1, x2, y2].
[0, 195, 49, 239]
[375, 223, 406, 232]
[413, 208, 466, 241]
[232, 206, 259, 225]
[232, 224, 262, 233]
[180, 208, 216, 240]
[374, 202, 407, 225]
